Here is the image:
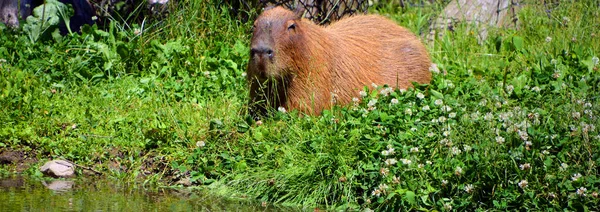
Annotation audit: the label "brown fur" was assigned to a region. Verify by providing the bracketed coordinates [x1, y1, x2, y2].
[247, 6, 431, 117]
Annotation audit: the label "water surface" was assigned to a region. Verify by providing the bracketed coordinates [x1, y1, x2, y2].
[0, 176, 292, 211]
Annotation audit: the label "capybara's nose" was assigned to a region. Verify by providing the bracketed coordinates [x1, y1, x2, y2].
[251, 47, 274, 60]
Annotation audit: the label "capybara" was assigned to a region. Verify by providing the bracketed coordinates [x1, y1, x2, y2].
[247, 6, 431, 118]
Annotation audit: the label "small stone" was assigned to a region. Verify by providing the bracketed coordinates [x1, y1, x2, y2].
[40, 160, 75, 178]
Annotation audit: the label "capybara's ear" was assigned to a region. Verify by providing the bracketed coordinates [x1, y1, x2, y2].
[293, 5, 305, 19]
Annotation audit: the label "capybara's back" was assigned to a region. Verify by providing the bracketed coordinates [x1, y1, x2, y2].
[324, 15, 432, 103]
[247, 7, 431, 117]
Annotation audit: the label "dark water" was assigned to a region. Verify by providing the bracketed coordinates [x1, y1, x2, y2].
[0, 177, 293, 211]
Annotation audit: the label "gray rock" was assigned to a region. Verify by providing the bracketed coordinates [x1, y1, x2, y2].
[40, 160, 75, 178]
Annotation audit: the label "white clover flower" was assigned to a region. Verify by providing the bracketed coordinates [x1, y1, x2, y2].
[483, 112, 493, 121]
[410, 147, 419, 153]
[385, 87, 393, 94]
[434, 99, 443, 106]
[392, 176, 401, 184]
[399, 88, 406, 93]
[455, 166, 463, 176]
[572, 173, 582, 181]
[379, 87, 391, 96]
[427, 132, 434, 137]
[441, 179, 449, 186]
[444, 203, 452, 211]
[519, 163, 531, 170]
[553, 71, 561, 79]
[471, 111, 481, 120]
[196, 140, 206, 147]
[359, 90, 368, 97]
[464, 184, 474, 193]
[506, 85, 514, 94]
[449, 112, 456, 118]
[429, 63, 440, 74]
[439, 138, 450, 146]
[241, 72, 247, 77]
[367, 99, 378, 107]
[405, 108, 413, 116]
[570, 125, 578, 132]
[577, 187, 587, 196]
[463, 145, 472, 152]
[422, 105, 430, 111]
[278, 106, 287, 113]
[495, 136, 505, 144]
[371, 189, 382, 197]
[438, 116, 447, 123]
[584, 110, 593, 118]
[380, 167, 389, 176]
[560, 163, 568, 171]
[203, 71, 210, 77]
[545, 36, 552, 43]
[443, 131, 451, 137]
[352, 97, 360, 103]
[385, 158, 397, 166]
[441, 105, 452, 112]
[371, 83, 378, 89]
[416, 93, 425, 99]
[479, 99, 487, 106]
[518, 180, 528, 188]
[401, 158, 412, 165]
[451, 147, 462, 155]
[381, 150, 390, 156]
[390, 98, 399, 104]
[378, 184, 389, 191]
[572, 112, 581, 120]
[519, 130, 529, 141]
[495, 101, 502, 108]
[418, 163, 425, 169]
[387, 145, 395, 152]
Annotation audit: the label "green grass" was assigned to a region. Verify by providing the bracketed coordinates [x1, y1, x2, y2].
[1, 0, 600, 210]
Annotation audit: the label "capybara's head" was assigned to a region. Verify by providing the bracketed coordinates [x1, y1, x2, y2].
[248, 6, 306, 79]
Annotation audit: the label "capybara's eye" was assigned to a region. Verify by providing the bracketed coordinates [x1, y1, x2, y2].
[266, 49, 273, 58]
[287, 23, 296, 30]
